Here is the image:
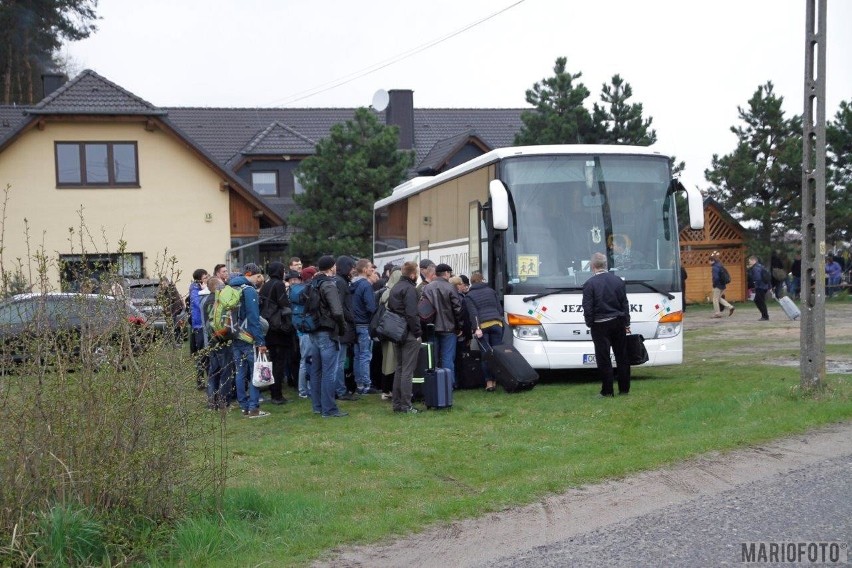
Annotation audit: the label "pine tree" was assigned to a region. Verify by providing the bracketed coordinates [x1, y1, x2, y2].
[514, 57, 594, 145]
[826, 100, 852, 243]
[0, 1, 98, 104]
[289, 108, 413, 260]
[705, 82, 802, 254]
[591, 74, 656, 145]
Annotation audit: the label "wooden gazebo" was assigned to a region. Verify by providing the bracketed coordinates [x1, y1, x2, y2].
[680, 198, 747, 304]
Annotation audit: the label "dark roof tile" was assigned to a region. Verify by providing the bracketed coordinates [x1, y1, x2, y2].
[28, 69, 166, 116]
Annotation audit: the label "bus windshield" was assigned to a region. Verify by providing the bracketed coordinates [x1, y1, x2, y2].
[502, 154, 680, 295]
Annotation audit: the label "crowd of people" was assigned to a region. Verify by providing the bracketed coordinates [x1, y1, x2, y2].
[174, 255, 504, 418]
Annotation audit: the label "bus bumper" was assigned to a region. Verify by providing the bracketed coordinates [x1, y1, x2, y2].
[509, 337, 683, 370]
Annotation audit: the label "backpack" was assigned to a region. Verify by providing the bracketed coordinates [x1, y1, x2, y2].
[260, 285, 292, 334]
[417, 293, 436, 324]
[720, 266, 731, 285]
[209, 284, 246, 341]
[291, 280, 321, 333]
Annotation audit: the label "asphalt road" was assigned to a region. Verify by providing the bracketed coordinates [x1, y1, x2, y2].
[484, 454, 851, 568]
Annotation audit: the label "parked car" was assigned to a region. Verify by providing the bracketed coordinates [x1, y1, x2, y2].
[123, 278, 168, 331]
[0, 292, 151, 368]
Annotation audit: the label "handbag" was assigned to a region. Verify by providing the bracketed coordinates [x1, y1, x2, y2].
[252, 349, 275, 388]
[375, 309, 407, 343]
[626, 334, 649, 366]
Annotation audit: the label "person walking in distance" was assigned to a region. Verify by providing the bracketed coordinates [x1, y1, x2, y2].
[582, 252, 631, 397]
[709, 252, 734, 318]
[387, 261, 422, 413]
[747, 256, 771, 321]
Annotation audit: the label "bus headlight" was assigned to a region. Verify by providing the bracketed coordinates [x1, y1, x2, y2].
[655, 311, 683, 338]
[507, 313, 547, 341]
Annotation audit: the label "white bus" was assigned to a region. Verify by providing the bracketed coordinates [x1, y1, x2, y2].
[374, 145, 704, 369]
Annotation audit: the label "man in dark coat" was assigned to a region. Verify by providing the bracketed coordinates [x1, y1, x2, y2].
[388, 261, 422, 413]
[259, 261, 293, 404]
[582, 252, 631, 397]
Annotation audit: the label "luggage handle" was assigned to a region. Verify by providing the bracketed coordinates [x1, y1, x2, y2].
[475, 337, 493, 354]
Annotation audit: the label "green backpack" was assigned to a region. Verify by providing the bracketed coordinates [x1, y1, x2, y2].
[210, 284, 246, 341]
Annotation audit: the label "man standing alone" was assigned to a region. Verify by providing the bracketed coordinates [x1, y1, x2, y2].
[582, 252, 631, 397]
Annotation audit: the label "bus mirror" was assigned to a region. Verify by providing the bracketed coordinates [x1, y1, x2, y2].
[683, 183, 705, 230]
[489, 180, 509, 231]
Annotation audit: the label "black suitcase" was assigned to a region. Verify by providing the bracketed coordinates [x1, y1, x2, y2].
[456, 349, 484, 389]
[424, 368, 453, 409]
[480, 341, 538, 393]
[412, 342, 434, 402]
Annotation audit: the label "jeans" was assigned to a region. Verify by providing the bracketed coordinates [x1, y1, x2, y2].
[353, 324, 373, 390]
[334, 342, 349, 397]
[297, 333, 316, 397]
[310, 331, 341, 416]
[231, 340, 260, 411]
[206, 346, 234, 409]
[790, 276, 801, 299]
[434, 332, 457, 386]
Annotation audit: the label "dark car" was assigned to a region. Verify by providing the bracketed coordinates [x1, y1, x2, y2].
[0, 292, 150, 368]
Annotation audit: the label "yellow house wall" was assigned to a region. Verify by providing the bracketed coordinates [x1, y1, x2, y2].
[0, 121, 232, 291]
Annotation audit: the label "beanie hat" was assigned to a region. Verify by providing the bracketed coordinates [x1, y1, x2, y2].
[242, 262, 261, 275]
[435, 263, 453, 275]
[317, 255, 336, 272]
[300, 266, 317, 281]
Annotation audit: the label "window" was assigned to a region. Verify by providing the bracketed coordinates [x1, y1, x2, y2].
[55, 142, 139, 187]
[293, 173, 305, 195]
[252, 171, 278, 196]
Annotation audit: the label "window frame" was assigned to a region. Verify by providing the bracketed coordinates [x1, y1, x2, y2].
[54, 141, 140, 188]
[251, 170, 279, 196]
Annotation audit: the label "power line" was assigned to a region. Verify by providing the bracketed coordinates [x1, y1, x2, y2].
[266, 0, 527, 107]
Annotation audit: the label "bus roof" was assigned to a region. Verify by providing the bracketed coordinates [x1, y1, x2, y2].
[375, 144, 670, 209]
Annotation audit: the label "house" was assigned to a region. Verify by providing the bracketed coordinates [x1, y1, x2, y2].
[0, 71, 525, 291]
[680, 197, 748, 303]
[0, 69, 283, 292]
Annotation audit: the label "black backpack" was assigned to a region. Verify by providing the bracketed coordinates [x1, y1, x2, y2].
[720, 266, 731, 285]
[260, 284, 292, 334]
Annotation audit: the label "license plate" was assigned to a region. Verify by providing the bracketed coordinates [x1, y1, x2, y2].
[583, 353, 615, 365]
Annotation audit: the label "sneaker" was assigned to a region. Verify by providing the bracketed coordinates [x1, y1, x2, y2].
[363, 387, 381, 394]
[298, 393, 309, 399]
[728, 306, 736, 316]
[381, 393, 393, 401]
[337, 393, 359, 401]
[270, 398, 288, 405]
[321, 411, 349, 418]
[246, 409, 270, 418]
[394, 406, 419, 414]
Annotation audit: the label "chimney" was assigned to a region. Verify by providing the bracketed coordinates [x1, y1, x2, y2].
[41, 73, 67, 99]
[385, 89, 414, 150]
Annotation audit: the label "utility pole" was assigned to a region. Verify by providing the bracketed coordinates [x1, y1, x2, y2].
[800, 0, 827, 389]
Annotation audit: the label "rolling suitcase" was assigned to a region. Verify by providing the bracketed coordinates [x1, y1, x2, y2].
[777, 295, 801, 321]
[412, 342, 434, 401]
[456, 349, 484, 389]
[424, 368, 453, 409]
[479, 340, 538, 393]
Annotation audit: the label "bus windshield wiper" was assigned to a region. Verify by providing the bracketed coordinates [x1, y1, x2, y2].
[624, 280, 675, 300]
[522, 287, 583, 302]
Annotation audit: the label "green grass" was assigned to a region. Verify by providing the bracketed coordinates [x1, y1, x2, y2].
[162, 323, 851, 566]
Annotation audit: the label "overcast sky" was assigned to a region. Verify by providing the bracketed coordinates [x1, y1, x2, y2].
[63, 0, 851, 191]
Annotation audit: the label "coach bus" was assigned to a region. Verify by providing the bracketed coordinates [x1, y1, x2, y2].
[373, 145, 704, 369]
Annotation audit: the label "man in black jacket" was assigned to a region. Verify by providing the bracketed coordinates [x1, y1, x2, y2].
[582, 252, 631, 397]
[309, 256, 349, 418]
[259, 261, 292, 405]
[388, 261, 422, 413]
